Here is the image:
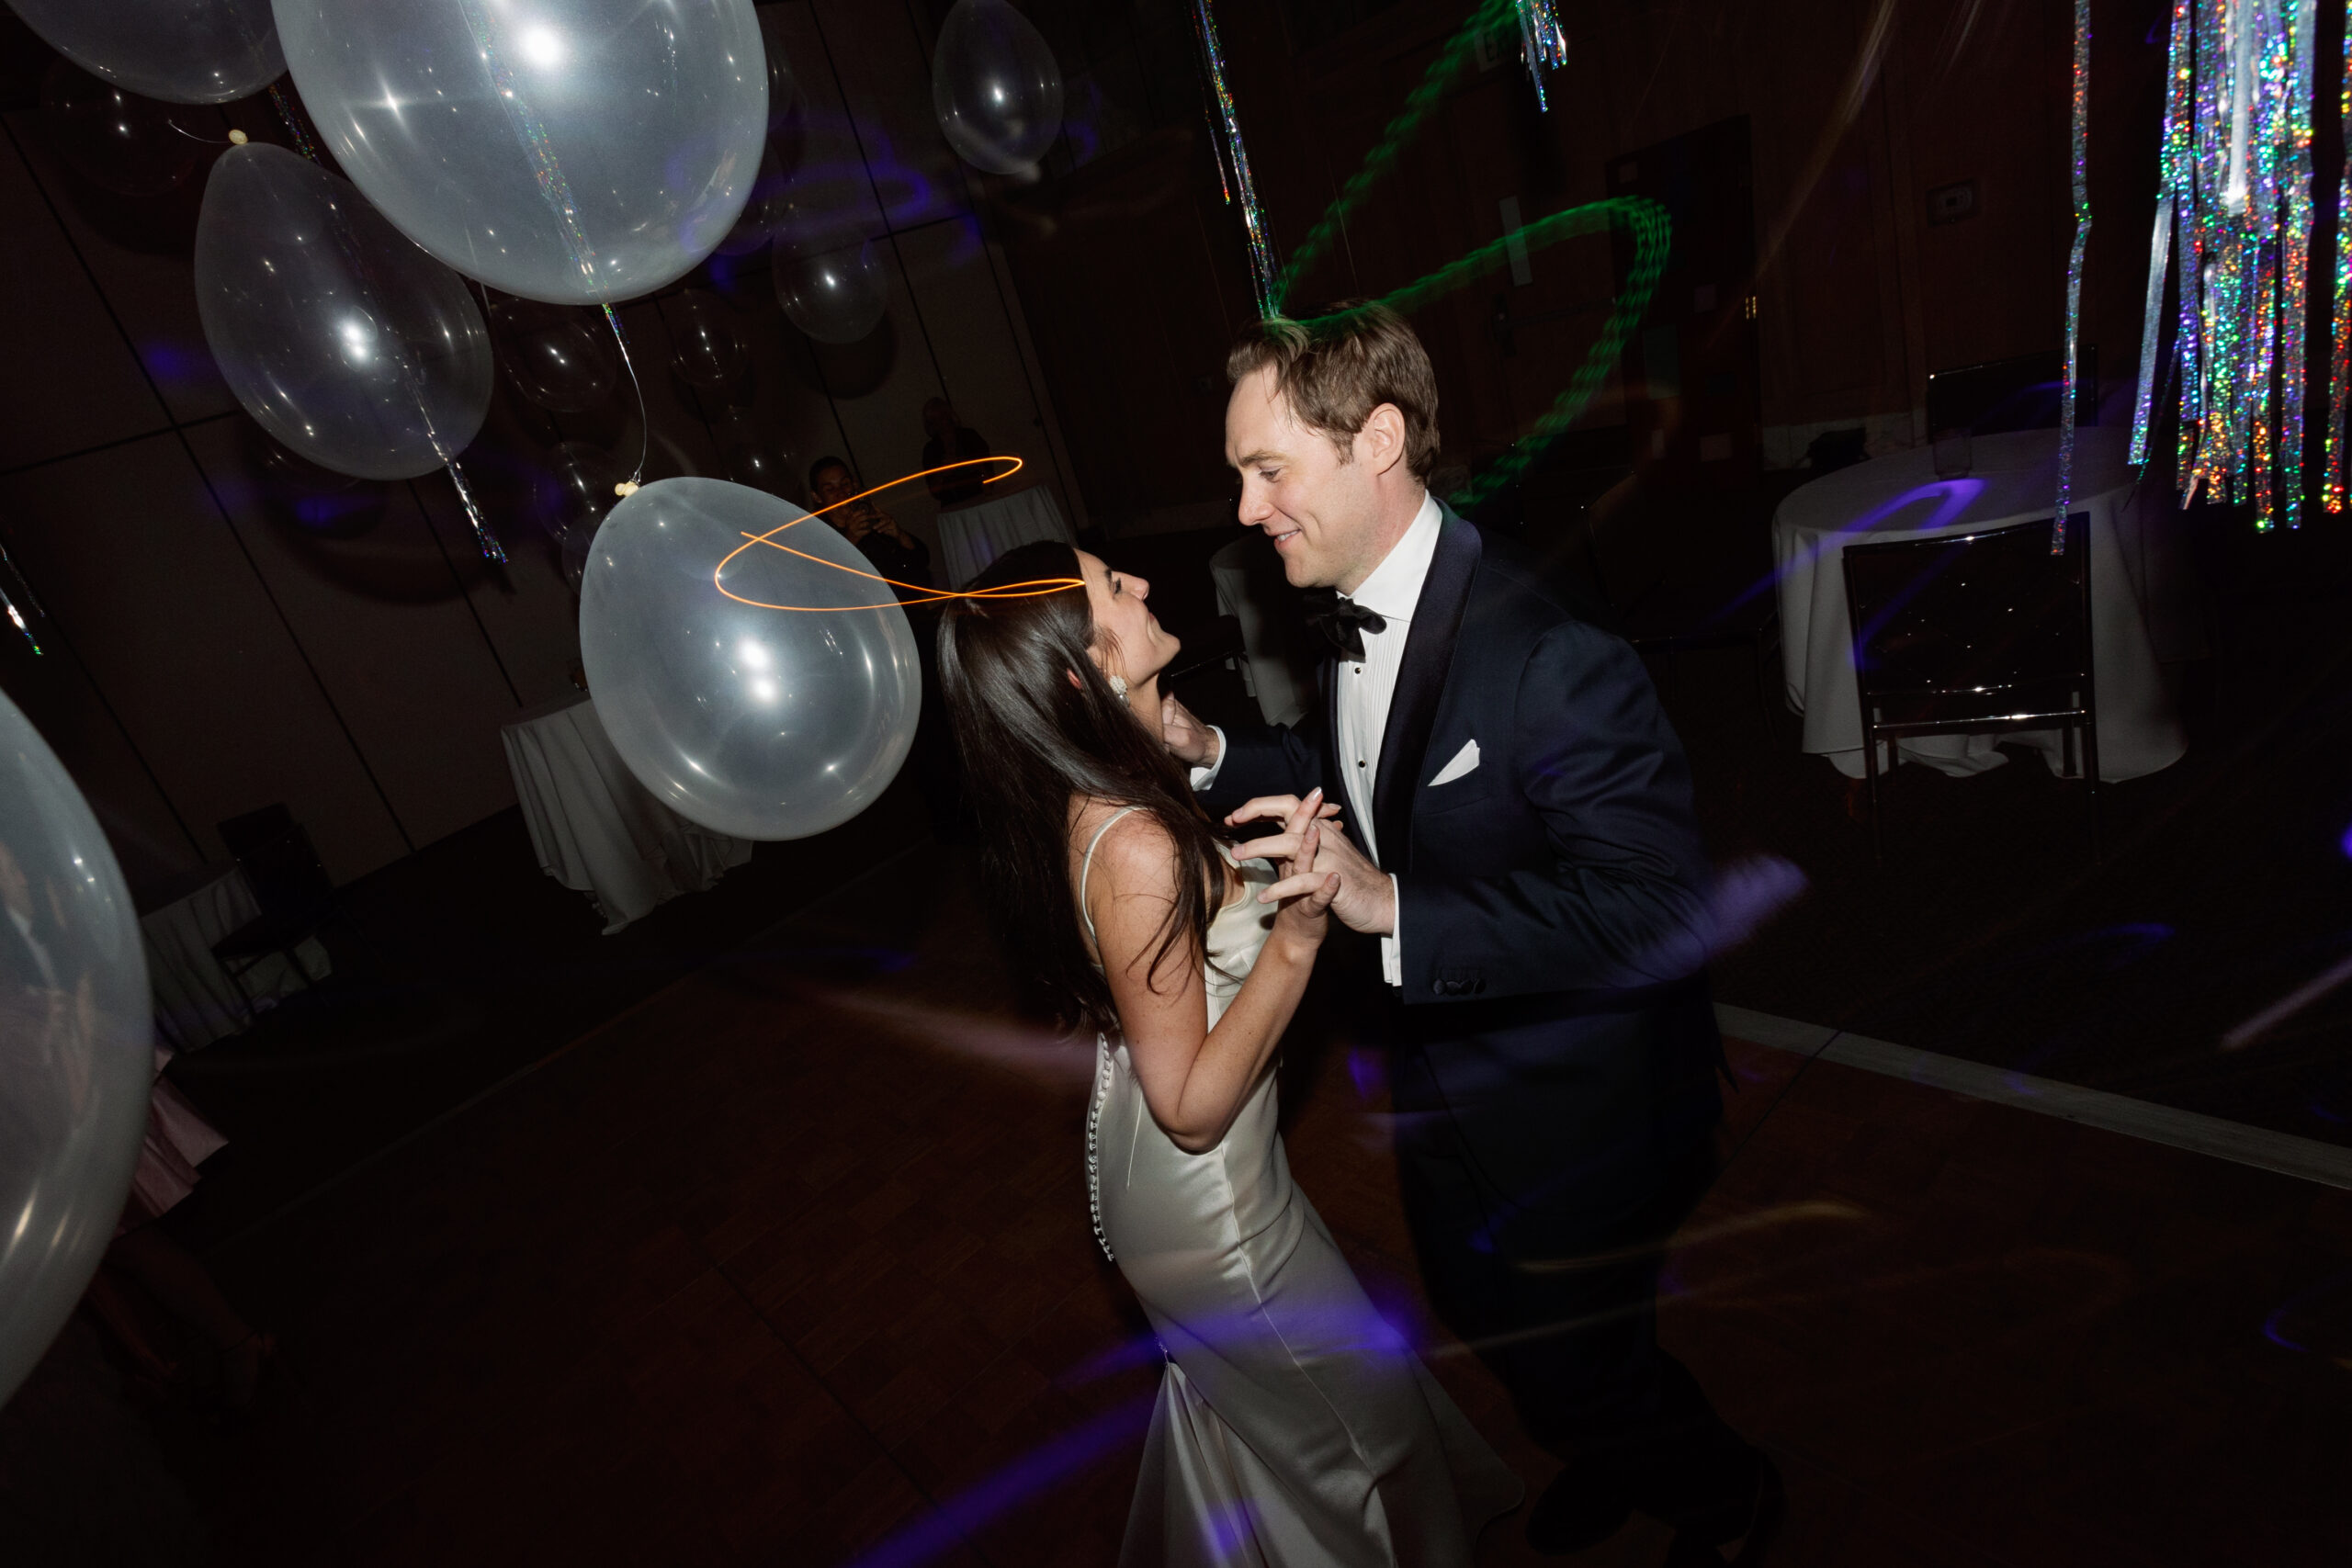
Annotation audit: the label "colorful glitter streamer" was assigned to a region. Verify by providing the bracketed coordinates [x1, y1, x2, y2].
[2327, 2, 2352, 510]
[1188, 0, 1279, 317]
[1511, 1, 1570, 112]
[444, 457, 506, 567]
[0, 541, 42, 656]
[2134, 0, 2324, 529]
[2055, 0, 2092, 553]
[267, 84, 321, 164]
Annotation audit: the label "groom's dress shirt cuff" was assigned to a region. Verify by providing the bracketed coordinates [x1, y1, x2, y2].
[1187, 727, 1227, 792]
[1381, 876, 1401, 987]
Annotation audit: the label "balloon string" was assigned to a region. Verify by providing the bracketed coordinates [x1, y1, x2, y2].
[445, 459, 507, 565]
[164, 121, 242, 146]
[712, 457, 1083, 612]
[268, 85, 321, 164]
[603, 303, 649, 489]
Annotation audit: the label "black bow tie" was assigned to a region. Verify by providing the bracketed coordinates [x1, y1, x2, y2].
[1302, 588, 1387, 660]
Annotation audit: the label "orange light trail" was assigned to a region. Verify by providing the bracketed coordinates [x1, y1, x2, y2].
[713, 457, 1085, 612]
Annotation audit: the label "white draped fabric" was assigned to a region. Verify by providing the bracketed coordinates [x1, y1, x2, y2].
[140, 866, 330, 1049]
[501, 691, 753, 934]
[1772, 425, 2188, 783]
[936, 484, 1076, 588]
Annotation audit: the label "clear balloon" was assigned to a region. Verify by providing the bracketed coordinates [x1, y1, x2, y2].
[0, 687, 153, 1408]
[712, 408, 795, 499]
[932, 0, 1065, 177]
[7, 0, 283, 105]
[714, 8, 810, 258]
[532, 440, 625, 544]
[579, 478, 920, 840]
[39, 62, 203, 197]
[490, 298, 618, 414]
[666, 288, 749, 393]
[775, 241, 889, 344]
[195, 143, 493, 481]
[273, 0, 768, 305]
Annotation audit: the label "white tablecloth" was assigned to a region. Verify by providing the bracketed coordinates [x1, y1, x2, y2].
[1773, 426, 2186, 782]
[501, 690, 753, 934]
[1211, 534, 1317, 728]
[140, 865, 330, 1049]
[936, 485, 1075, 588]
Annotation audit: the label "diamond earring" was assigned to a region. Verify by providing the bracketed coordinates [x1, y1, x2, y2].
[1108, 673, 1129, 699]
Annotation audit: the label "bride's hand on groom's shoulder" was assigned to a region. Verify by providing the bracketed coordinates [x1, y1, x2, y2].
[1228, 794, 1396, 938]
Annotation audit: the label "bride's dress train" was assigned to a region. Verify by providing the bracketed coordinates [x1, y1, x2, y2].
[1082, 809, 1522, 1565]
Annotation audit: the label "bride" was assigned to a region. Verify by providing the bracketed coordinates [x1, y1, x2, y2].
[939, 541, 1521, 1566]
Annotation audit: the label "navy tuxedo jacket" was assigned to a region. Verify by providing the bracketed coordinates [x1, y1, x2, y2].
[1204, 507, 1718, 1010]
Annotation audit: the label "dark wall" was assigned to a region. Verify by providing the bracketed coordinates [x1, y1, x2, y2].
[0, 2, 1082, 895]
[998, 0, 2178, 511]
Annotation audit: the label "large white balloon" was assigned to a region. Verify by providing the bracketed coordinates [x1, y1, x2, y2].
[272, 0, 768, 304]
[932, 0, 1064, 176]
[6, 0, 284, 105]
[195, 143, 493, 482]
[579, 479, 921, 840]
[0, 688, 152, 1408]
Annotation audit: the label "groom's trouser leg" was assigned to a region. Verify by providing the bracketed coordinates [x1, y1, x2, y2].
[1387, 1011, 1758, 1532]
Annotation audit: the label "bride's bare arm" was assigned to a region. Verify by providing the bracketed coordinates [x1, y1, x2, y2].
[1086, 797, 1339, 1154]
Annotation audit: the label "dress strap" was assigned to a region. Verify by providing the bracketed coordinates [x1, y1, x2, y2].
[1079, 805, 1146, 942]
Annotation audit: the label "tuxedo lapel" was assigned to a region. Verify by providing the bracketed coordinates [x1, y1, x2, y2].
[1373, 511, 1480, 874]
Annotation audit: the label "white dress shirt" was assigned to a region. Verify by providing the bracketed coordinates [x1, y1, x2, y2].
[1193, 491, 1442, 987]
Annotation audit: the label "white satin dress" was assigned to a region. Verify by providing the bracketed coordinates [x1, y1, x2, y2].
[1080, 808, 1523, 1566]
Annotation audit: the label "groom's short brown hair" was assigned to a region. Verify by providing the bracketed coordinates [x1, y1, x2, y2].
[1227, 301, 1441, 479]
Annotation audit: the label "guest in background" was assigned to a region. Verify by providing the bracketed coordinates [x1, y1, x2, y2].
[920, 398, 991, 508]
[810, 456, 933, 594]
[808, 455, 964, 840]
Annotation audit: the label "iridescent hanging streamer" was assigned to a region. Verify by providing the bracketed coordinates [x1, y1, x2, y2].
[267, 83, 320, 163]
[2327, 2, 2352, 510]
[443, 457, 505, 566]
[2133, 0, 2322, 529]
[0, 541, 43, 655]
[1189, 0, 1279, 317]
[458, 0, 646, 491]
[2055, 0, 2093, 553]
[1510, 1, 1570, 112]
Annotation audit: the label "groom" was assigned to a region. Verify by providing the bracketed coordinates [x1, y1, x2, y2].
[1165, 304, 1780, 1562]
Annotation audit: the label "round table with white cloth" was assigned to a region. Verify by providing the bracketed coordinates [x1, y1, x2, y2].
[936, 484, 1075, 589]
[501, 690, 754, 934]
[140, 863, 332, 1050]
[1773, 425, 2187, 783]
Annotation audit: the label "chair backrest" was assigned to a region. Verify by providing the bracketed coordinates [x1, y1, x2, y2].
[1841, 515, 2089, 714]
[217, 805, 334, 922]
[1925, 347, 2098, 436]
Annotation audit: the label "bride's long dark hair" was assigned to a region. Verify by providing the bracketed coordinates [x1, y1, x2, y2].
[938, 540, 1227, 1035]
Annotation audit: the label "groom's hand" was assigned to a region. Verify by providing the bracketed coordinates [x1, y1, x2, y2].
[1159, 693, 1220, 768]
[1227, 795, 1396, 936]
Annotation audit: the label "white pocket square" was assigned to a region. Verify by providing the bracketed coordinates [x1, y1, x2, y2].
[1428, 739, 1480, 787]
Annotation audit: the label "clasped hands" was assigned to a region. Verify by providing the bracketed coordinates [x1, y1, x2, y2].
[1157, 691, 1394, 936]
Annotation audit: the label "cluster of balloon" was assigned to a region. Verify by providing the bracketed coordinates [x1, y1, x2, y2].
[931, 0, 1066, 176]
[714, 7, 812, 260]
[531, 440, 627, 590]
[578, 479, 921, 840]
[6, 0, 284, 104]
[775, 243, 891, 345]
[490, 298, 619, 415]
[714, 408, 797, 500]
[272, 0, 768, 306]
[38, 61, 204, 197]
[666, 288, 751, 394]
[194, 145, 494, 489]
[0, 687, 154, 1409]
